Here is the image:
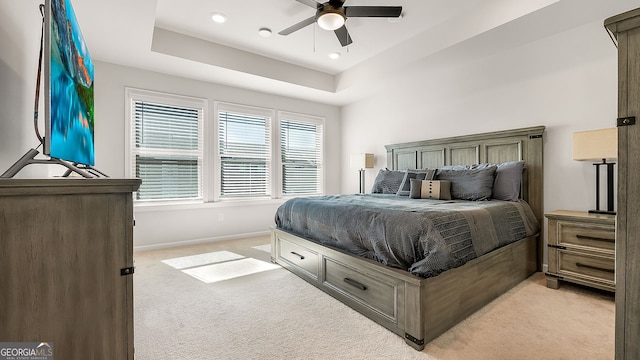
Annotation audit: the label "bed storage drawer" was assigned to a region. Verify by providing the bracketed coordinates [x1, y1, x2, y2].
[278, 238, 319, 280]
[322, 258, 398, 321]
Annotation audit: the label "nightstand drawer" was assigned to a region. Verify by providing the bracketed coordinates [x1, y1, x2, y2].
[557, 222, 614, 252]
[557, 250, 615, 284]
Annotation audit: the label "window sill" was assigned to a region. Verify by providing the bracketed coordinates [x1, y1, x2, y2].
[134, 198, 287, 212]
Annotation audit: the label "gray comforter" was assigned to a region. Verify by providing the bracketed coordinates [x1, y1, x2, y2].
[274, 194, 540, 278]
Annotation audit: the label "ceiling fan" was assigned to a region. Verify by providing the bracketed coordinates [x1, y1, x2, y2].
[279, 0, 402, 47]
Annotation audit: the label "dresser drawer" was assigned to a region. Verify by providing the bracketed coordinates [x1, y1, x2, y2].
[278, 238, 319, 280]
[322, 258, 398, 321]
[557, 221, 615, 252]
[557, 250, 615, 285]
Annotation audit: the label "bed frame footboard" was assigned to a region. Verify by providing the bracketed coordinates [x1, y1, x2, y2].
[271, 227, 538, 350]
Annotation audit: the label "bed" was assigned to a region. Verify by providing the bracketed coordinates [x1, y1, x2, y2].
[270, 126, 545, 350]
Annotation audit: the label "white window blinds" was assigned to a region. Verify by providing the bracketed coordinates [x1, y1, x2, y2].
[130, 94, 204, 202]
[280, 118, 323, 195]
[218, 108, 271, 198]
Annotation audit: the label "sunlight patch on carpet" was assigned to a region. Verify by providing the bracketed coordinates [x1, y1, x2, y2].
[181, 258, 280, 283]
[252, 244, 271, 253]
[161, 251, 244, 270]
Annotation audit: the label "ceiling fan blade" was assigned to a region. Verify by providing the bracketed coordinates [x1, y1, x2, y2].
[295, 0, 322, 9]
[344, 6, 402, 18]
[279, 16, 317, 35]
[334, 25, 353, 47]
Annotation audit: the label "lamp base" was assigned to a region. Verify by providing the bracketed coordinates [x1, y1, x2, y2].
[590, 160, 616, 216]
[588, 209, 616, 215]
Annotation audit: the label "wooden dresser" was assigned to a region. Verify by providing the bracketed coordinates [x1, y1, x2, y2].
[0, 178, 140, 360]
[545, 210, 615, 292]
[605, 8, 640, 359]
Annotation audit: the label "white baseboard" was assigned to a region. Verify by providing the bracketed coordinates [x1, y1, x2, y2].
[133, 230, 271, 253]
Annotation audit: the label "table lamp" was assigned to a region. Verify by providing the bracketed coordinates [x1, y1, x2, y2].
[350, 153, 374, 194]
[572, 128, 617, 214]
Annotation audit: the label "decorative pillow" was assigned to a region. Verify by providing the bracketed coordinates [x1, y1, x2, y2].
[396, 169, 436, 196]
[370, 169, 406, 194]
[492, 161, 525, 201]
[409, 178, 423, 198]
[435, 165, 497, 200]
[410, 179, 451, 200]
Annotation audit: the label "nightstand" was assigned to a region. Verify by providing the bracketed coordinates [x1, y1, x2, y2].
[545, 210, 615, 292]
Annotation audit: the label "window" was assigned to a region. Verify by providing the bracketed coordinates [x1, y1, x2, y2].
[126, 90, 325, 205]
[216, 104, 273, 199]
[126, 88, 205, 202]
[279, 112, 324, 196]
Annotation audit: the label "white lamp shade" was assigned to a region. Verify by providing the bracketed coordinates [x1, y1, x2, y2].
[572, 128, 617, 161]
[350, 153, 374, 169]
[317, 12, 345, 31]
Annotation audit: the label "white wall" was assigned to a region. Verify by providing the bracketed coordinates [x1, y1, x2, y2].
[0, 0, 49, 178]
[94, 62, 341, 250]
[342, 18, 618, 206]
[340, 16, 620, 268]
[0, 0, 341, 250]
[1, 0, 624, 255]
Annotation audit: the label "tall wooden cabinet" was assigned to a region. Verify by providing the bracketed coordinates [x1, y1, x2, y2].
[0, 178, 141, 360]
[605, 9, 640, 360]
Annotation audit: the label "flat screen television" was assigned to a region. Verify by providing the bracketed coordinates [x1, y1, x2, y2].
[44, 0, 95, 166]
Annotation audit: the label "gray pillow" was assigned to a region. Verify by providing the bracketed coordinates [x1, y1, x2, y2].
[492, 161, 525, 201]
[370, 169, 405, 194]
[435, 166, 497, 200]
[439, 162, 525, 201]
[396, 169, 436, 196]
[409, 178, 423, 199]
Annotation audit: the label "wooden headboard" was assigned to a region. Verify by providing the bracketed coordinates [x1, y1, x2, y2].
[384, 126, 545, 227]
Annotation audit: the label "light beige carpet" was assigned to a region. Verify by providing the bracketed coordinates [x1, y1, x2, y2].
[133, 236, 614, 360]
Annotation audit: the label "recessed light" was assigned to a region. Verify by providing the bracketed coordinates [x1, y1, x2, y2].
[328, 52, 341, 60]
[258, 28, 272, 37]
[210, 12, 227, 24]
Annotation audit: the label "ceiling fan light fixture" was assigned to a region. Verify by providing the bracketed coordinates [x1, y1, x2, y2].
[387, 14, 403, 24]
[279, 1, 402, 47]
[317, 11, 345, 31]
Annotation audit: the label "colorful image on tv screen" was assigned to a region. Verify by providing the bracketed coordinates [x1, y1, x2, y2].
[49, 0, 94, 165]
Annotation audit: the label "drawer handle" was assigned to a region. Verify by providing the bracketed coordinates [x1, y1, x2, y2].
[343, 277, 367, 291]
[290, 251, 305, 260]
[576, 262, 614, 274]
[576, 234, 614, 243]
